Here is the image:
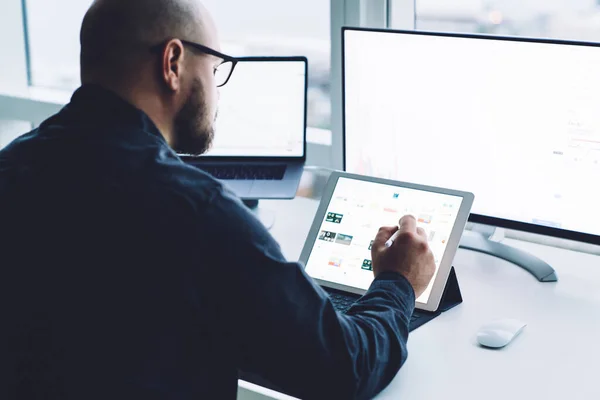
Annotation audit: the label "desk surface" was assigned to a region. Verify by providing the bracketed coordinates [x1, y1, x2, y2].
[239, 196, 600, 400]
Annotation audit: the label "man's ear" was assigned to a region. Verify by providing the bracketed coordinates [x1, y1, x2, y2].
[161, 39, 185, 92]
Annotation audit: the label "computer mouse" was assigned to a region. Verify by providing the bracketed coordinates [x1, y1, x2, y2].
[477, 319, 527, 349]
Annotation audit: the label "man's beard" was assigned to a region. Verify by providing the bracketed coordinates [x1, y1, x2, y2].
[171, 78, 215, 155]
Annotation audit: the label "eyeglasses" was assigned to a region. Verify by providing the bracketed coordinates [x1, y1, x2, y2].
[150, 40, 238, 87]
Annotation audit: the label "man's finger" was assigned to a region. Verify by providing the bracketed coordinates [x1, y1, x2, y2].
[372, 226, 398, 250]
[417, 227, 427, 239]
[398, 215, 417, 233]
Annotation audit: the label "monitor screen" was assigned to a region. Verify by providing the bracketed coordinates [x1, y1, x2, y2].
[203, 59, 306, 158]
[344, 29, 600, 240]
[304, 177, 463, 304]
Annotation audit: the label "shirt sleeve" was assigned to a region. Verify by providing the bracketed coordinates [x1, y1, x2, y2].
[198, 187, 416, 400]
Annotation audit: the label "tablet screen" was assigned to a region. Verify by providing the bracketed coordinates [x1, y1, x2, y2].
[304, 177, 464, 304]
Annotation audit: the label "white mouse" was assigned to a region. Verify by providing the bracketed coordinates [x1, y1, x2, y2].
[477, 319, 527, 349]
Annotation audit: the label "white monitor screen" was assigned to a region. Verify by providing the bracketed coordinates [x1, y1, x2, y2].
[204, 59, 306, 157]
[304, 177, 463, 304]
[344, 30, 600, 238]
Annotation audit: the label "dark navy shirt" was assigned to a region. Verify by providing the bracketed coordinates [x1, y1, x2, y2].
[0, 85, 415, 400]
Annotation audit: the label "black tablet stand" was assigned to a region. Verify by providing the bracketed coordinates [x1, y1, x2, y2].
[410, 266, 463, 331]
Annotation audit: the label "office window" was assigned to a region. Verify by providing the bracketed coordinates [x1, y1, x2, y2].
[24, 0, 331, 129]
[415, 0, 600, 41]
[25, 0, 93, 91]
[202, 0, 331, 129]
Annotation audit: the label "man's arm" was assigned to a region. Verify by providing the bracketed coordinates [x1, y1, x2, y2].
[197, 188, 433, 400]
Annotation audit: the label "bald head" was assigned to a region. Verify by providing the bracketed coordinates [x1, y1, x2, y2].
[79, 0, 222, 156]
[80, 0, 216, 81]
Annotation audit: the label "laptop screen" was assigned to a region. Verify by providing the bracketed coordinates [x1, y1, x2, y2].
[304, 177, 464, 304]
[202, 58, 306, 158]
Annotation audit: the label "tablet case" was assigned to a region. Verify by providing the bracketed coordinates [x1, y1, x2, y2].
[410, 266, 463, 331]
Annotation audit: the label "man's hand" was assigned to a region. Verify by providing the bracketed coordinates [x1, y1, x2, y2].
[371, 215, 436, 298]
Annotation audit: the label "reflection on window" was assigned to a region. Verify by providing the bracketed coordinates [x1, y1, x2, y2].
[24, 0, 331, 129]
[416, 0, 600, 42]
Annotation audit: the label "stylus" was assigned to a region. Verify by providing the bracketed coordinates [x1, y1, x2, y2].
[384, 230, 401, 248]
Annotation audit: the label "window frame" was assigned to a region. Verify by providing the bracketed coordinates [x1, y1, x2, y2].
[329, 0, 414, 169]
[0, 0, 29, 94]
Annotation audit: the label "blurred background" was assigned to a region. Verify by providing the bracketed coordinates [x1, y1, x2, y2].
[22, 0, 600, 132]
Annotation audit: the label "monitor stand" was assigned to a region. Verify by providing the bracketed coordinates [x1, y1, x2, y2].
[459, 226, 558, 282]
[242, 199, 276, 230]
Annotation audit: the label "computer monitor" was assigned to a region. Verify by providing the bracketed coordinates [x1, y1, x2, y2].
[343, 28, 600, 246]
[203, 57, 306, 158]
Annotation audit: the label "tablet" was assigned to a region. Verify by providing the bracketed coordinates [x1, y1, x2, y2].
[299, 171, 474, 312]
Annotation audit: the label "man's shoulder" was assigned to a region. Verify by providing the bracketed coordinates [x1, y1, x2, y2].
[0, 128, 40, 162]
[149, 153, 223, 208]
[155, 156, 278, 250]
[151, 154, 248, 217]
[157, 155, 220, 196]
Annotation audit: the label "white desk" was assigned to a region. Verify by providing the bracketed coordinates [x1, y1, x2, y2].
[239, 196, 600, 400]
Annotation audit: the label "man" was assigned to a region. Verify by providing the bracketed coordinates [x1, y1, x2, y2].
[0, 0, 435, 399]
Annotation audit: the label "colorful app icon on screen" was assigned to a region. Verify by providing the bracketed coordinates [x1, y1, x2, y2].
[361, 259, 373, 271]
[326, 212, 344, 224]
[335, 234, 353, 246]
[328, 257, 342, 268]
[318, 230, 337, 242]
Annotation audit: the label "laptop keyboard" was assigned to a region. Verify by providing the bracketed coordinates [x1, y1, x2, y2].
[198, 164, 286, 180]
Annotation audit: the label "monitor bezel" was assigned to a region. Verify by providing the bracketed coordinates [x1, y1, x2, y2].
[342, 26, 600, 246]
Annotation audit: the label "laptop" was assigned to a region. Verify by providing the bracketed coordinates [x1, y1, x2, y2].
[300, 171, 474, 331]
[182, 56, 307, 200]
